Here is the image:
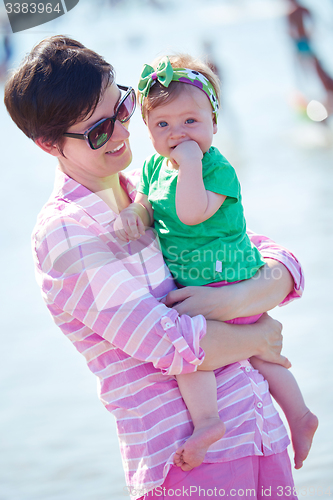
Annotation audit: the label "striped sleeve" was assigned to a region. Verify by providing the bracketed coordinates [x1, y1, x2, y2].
[34, 214, 206, 375]
[247, 229, 304, 305]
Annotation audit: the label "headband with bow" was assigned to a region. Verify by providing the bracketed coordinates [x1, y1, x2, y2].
[138, 56, 219, 120]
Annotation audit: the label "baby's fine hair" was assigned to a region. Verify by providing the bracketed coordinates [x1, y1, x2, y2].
[140, 53, 221, 123]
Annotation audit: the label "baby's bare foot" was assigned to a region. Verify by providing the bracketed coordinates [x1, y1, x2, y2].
[290, 409, 318, 469]
[174, 418, 225, 472]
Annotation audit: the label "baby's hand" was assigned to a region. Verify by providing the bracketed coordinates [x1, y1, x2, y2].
[113, 206, 146, 242]
[170, 140, 203, 167]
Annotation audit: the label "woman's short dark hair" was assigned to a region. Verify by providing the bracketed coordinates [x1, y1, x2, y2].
[4, 35, 115, 152]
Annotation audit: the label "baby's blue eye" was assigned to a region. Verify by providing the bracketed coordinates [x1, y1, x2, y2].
[185, 119, 195, 124]
[158, 121, 168, 128]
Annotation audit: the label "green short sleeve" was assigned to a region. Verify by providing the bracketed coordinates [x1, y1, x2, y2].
[202, 147, 240, 201]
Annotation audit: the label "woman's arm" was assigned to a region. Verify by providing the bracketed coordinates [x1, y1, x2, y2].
[199, 313, 290, 370]
[37, 214, 208, 376]
[39, 214, 290, 376]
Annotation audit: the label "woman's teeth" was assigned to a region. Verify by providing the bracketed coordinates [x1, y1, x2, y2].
[107, 143, 124, 154]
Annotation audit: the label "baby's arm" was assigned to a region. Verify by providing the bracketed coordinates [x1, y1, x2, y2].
[171, 141, 226, 225]
[113, 193, 153, 241]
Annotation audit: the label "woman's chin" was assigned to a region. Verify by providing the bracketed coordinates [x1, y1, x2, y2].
[106, 142, 132, 171]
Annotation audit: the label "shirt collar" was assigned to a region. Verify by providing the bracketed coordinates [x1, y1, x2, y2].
[53, 167, 138, 227]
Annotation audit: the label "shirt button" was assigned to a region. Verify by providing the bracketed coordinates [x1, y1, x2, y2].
[257, 402, 263, 408]
[161, 317, 174, 330]
[245, 366, 251, 372]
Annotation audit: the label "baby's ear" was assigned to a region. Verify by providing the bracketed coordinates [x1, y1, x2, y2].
[35, 137, 61, 157]
[213, 120, 218, 134]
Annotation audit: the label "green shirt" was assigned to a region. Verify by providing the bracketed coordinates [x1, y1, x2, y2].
[137, 146, 265, 286]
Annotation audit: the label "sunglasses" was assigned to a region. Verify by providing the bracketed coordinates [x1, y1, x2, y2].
[63, 85, 136, 150]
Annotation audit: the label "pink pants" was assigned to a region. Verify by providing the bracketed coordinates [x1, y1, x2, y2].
[140, 450, 298, 499]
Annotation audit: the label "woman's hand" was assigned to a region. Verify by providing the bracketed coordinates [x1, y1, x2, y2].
[199, 313, 291, 371]
[164, 284, 240, 321]
[254, 313, 291, 367]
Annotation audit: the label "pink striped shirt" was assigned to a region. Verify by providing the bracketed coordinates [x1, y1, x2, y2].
[32, 168, 304, 499]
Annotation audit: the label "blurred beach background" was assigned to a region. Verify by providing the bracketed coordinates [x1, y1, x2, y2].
[0, 0, 332, 498]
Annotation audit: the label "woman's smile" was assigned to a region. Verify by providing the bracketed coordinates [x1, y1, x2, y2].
[105, 142, 126, 154]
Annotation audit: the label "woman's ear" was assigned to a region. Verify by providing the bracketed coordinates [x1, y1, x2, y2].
[35, 138, 61, 157]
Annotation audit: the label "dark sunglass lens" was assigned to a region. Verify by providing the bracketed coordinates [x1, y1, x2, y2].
[89, 120, 113, 149]
[117, 92, 135, 122]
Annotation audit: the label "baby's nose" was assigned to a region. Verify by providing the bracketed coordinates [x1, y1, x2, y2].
[170, 125, 185, 138]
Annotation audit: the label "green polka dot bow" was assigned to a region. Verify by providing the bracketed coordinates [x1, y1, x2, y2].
[138, 56, 219, 120]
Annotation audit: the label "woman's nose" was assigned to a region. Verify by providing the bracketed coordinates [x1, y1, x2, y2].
[111, 119, 130, 141]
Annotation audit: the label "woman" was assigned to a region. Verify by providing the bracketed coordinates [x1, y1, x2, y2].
[4, 36, 302, 499]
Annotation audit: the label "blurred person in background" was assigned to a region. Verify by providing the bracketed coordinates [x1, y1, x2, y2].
[0, 18, 13, 80]
[286, 0, 333, 117]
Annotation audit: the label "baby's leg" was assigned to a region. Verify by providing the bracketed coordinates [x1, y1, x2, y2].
[175, 371, 226, 471]
[251, 357, 318, 469]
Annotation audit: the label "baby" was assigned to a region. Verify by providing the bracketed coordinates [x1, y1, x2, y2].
[114, 54, 318, 472]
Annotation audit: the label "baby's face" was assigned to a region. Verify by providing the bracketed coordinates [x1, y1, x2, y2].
[146, 86, 217, 160]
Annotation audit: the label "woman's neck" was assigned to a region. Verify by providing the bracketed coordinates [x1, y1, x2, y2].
[59, 162, 131, 213]
[94, 176, 131, 214]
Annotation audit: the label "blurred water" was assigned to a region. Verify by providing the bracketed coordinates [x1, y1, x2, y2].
[1, 0, 332, 499]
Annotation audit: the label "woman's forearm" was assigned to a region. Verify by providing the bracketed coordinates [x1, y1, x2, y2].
[198, 314, 290, 371]
[199, 320, 262, 369]
[227, 259, 295, 319]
